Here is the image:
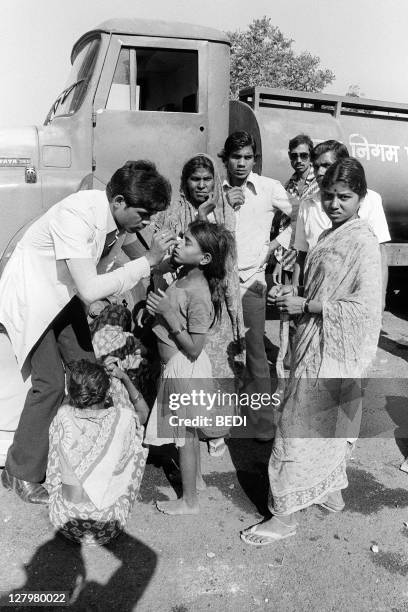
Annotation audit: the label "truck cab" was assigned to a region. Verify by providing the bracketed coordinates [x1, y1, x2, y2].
[0, 19, 230, 259]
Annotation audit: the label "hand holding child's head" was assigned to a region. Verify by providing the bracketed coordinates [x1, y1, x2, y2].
[104, 355, 126, 380]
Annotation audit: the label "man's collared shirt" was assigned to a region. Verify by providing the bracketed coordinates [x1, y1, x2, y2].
[274, 167, 319, 270]
[285, 166, 319, 200]
[223, 171, 291, 282]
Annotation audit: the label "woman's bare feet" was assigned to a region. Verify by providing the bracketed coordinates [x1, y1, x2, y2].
[156, 498, 199, 515]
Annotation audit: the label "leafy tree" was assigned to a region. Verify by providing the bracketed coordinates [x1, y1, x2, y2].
[345, 84, 365, 98]
[228, 17, 335, 99]
[345, 84, 372, 114]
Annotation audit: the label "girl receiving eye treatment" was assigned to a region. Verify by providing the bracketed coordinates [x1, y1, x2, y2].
[144, 220, 233, 515]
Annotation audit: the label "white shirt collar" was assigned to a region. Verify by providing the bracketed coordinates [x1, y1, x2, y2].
[223, 171, 258, 195]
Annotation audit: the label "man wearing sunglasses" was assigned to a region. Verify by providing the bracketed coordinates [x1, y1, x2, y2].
[270, 135, 319, 374]
[271, 134, 319, 285]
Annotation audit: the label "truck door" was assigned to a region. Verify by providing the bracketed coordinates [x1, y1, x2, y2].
[92, 35, 208, 192]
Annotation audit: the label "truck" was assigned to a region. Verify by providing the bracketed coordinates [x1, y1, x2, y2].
[1, 17, 408, 269]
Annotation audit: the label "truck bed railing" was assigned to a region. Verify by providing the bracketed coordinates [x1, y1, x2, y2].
[239, 87, 408, 121]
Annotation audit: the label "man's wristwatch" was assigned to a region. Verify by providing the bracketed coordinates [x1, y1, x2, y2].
[302, 299, 311, 314]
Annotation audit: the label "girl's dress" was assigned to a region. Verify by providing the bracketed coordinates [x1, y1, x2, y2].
[144, 268, 232, 446]
[46, 305, 148, 545]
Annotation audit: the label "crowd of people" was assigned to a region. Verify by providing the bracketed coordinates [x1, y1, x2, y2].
[0, 130, 388, 546]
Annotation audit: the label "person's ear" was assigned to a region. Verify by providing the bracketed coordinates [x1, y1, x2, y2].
[200, 252, 212, 266]
[112, 194, 126, 209]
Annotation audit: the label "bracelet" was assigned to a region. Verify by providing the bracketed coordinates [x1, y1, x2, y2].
[170, 324, 186, 337]
[130, 389, 142, 403]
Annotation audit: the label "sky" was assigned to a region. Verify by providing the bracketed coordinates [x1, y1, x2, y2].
[1, 0, 408, 128]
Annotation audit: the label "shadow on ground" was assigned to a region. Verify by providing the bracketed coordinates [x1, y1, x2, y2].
[345, 466, 408, 514]
[0, 531, 157, 611]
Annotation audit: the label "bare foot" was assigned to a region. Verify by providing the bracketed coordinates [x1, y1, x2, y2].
[156, 498, 199, 515]
[196, 475, 207, 491]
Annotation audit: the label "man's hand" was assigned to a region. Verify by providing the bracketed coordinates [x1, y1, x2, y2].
[198, 193, 216, 219]
[267, 284, 293, 306]
[146, 289, 173, 317]
[146, 230, 176, 267]
[88, 300, 109, 319]
[272, 262, 282, 285]
[226, 187, 245, 210]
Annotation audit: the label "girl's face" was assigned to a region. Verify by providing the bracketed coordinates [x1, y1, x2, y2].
[321, 181, 361, 227]
[171, 230, 211, 267]
[186, 166, 215, 206]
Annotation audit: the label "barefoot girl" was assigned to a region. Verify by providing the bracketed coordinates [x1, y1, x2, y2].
[144, 220, 232, 515]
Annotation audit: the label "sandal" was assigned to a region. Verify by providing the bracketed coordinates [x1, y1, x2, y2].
[240, 517, 297, 546]
[208, 438, 226, 458]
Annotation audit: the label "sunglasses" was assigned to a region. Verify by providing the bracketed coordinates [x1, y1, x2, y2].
[289, 152, 310, 161]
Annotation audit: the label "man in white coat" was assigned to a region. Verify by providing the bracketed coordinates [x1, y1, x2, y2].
[0, 161, 175, 504]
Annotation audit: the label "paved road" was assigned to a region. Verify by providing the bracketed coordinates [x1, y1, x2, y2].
[0, 301, 407, 612]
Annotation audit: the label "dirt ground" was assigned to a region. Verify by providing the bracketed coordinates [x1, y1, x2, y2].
[0, 294, 408, 612]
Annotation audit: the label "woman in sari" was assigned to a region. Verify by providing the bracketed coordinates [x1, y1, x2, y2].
[241, 158, 382, 544]
[152, 154, 245, 454]
[46, 305, 148, 545]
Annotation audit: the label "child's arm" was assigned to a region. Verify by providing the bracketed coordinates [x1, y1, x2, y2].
[146, 290, 206, 360]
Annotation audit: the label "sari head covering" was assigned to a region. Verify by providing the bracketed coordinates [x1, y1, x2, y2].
[153, 154, 245, 363]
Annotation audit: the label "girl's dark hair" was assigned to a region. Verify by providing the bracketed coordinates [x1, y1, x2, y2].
[181, 155, 214, 195]
[288, 134, 314, 157]
[218, 131, 256, 163]
[313, 140, 349, 163]
[106, 160, 172, 213]
[67, 359, 110, 409]
[321, 157, 367, 199]
[188, 220, 233, 325]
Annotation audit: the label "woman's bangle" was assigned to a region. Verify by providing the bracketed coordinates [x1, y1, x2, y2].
[130, 389, 142, 403]
[170, 324, 186, 337]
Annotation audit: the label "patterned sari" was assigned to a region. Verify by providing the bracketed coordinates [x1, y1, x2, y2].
[269, 219, 382, 515]
[46, 305, 148, 545]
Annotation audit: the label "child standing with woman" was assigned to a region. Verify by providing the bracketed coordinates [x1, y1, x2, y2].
[144, 220, 232, 515]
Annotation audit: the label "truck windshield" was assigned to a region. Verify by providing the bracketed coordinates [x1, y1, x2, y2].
[45, 37, 100, 124]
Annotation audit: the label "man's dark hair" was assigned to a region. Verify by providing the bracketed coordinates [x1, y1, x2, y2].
[288, 134, 314, 157]
[218, 131, 257, 163]
[313, 140, 349, 163]
[107, 160, 172, 213]
[67, 359, 110, 409]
